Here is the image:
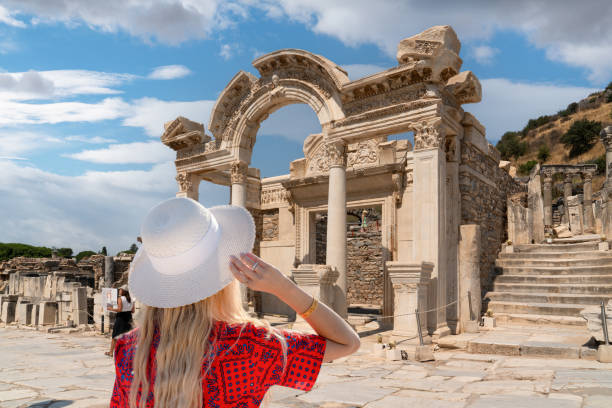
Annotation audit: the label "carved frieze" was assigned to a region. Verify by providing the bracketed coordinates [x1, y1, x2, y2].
[414, 120, 443, 150]
[444, 135, 457, 162]
[347, 139, 379, 168]
[161, 117, 208, 151]
[392, 172, 404, 206]
[230, 161, 248, 184]
[343, 82, 428, 117]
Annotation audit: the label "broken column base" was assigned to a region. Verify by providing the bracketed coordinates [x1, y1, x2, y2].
[598, 345, 612, 363]
[415, 345, 435, 362]
[463, 320, 479, 333]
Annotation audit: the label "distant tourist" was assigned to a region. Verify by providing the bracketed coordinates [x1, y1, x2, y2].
[105, 285, 134, 357]
[110, 197, 360, 407]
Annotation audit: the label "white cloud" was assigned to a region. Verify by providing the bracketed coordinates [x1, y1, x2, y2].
[0, 69, 134, 100]
[0, 156, 27, 160]
[342, 64, 387, 81]
[148, 65, 192, 80]
[471, 45, 499, 65]
[0, 5, 26, 28]
[0, 97, 129, 125]
[123, 97, 215, 137]
[0, 131, 63, 157]
[0, 159, 229, 254]
[68, 141, 174, 164]
[469, 78, 598, 142]
[219, 43, 234, 60]
[65, 135, 118, 144]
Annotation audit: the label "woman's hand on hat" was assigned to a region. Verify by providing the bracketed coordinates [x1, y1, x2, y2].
[229, 253, 292, 296]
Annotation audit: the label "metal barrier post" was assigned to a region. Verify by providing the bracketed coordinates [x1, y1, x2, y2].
[415, 309, 424, 346]
[602, 301, 610, 345]
[101, 314, 105, 334]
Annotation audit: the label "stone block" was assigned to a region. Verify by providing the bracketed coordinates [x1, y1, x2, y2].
[599, 241, 609, 251]
[38, 301, 58, 325]
[520, 342, 580, 359]
[1, 301, 16, 323]
[597, 344, 612, 363]
[16, 302, 33, 325]
[463, 320, 479, 333]
[30, 304, 40, 326]
[415, 345, 435, 362]
[467, 339, 520, 356]
[482, 316, 496, 328]
[71, 287, 88, 325]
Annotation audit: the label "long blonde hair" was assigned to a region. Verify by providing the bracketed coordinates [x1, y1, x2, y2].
[129, 280, 287, 408]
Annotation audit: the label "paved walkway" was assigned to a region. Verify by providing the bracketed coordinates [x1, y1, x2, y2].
[1, 327, 611, 408]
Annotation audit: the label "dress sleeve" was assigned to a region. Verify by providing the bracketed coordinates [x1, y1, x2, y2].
[255, 326, 326, 391]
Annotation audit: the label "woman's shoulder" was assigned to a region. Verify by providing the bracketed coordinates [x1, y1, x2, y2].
[116, 327, 139, 349]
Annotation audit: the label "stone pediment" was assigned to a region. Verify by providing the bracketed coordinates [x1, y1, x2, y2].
[161, 117, 209, 151]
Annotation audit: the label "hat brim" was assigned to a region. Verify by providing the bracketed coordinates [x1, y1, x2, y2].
[128, 205, 255, 308]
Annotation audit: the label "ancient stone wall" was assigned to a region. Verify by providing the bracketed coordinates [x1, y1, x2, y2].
[262, 210, 279, 241]
[315, 212, 384, 307]
[460, 141, 525, 292]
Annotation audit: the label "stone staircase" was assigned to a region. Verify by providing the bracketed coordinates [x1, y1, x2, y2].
[487, 237, 612, 327]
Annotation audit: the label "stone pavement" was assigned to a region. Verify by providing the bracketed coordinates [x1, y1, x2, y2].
[1, 327, 612, 408]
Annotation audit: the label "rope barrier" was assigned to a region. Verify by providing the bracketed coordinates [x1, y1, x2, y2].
[371, 299, 459, 320]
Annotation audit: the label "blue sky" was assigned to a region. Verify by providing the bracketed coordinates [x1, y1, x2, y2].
[0, 1, 611, 254]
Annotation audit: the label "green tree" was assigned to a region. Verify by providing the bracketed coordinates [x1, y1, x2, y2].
[560, 119, 602, 158]
[496, 131, 527, 160]
[537, 145, 550, 162]
[558, 102, 578, 117]
[518, 160, 538, 176]
[129, 243, 138, 253]
[0, 243, 52, 261]
[76, 250, 97, 262]
[56, 248, 73, 258]
[583, 155, 606, 176]
[522, 115, 552, 135]
[100, 246, 108, 256]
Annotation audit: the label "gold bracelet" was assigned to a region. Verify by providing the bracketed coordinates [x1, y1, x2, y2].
[300, 297, 318, 319]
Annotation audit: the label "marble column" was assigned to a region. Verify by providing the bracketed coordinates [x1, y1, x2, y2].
[175, 172, 200, 200]
[542, 172, 553, 228]
[291, 264, 339, 323]
[230, 160, 249, 309]
[563, 173, 573, 225]
[600, 127, 612, 237]
[230, 161, 248, 207]
[325, 140, 348, 319]
[583, 172, 595, 233]
[387, 261, 433, 340]
[459, 225, 481, 331]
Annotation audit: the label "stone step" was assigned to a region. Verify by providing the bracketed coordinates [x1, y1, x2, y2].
[495, 274, 612, 284]
[486, 291, 612, 305]
[487, 300, 589, 317]
[493, 282, 612, 295]
[497, 265, 612, 275]
[499, 250, 611, 260]
[492, 313, 587, 327]
[496, 257, 612, 268]
[513, 242, 600, 253]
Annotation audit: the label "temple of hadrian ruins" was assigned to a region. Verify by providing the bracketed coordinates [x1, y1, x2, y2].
[160, 25, 523, 339]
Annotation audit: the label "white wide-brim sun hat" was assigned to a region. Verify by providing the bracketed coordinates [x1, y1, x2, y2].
[128, 197, 255, 308]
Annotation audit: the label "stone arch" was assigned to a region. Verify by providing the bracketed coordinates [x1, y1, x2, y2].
[208, 49, 349, 164]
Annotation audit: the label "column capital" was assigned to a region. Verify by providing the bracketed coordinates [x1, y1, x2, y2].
[414, 120, 443, 150]
[325, 140, 347, 168]
[601, 126, 612, 151]
[175, 172, 199, 199]
[564, 172, 574, 183]
[583, 172, 593, 182]
[230, 160, 248, 184]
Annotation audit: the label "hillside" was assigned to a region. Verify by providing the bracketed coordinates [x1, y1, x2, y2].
[496, 84, 612, 192]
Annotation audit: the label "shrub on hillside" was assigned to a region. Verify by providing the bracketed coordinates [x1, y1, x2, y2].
[558, 102, 578, 117]
[518, 160, 538, 176]
[560, 119, 602, 158]
[54, 247, 73, 258]
[583, 155, 606, 176]
[522, 115, 553, 135]
[76, 250, 97, 262]
[496, 131, 527, 160]
[537, 145, 550, 162]
[0, 243, 52, 261]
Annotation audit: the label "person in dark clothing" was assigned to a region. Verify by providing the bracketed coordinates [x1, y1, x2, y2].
[105, 285, 134, 356]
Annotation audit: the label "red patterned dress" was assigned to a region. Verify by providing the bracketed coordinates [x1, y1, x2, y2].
[110, 320, 326, 407]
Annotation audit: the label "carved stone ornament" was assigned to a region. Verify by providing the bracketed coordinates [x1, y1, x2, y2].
[230, 161, 248, 184]
[392, 172, 405, 206]
[444, 135, 457, 162]
[347, 139, 379, 168]
[176, 172, 193, 192]
[325, 141, 347, 168]
[414, 120, 442, 150]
